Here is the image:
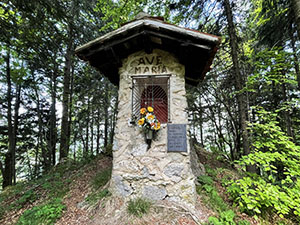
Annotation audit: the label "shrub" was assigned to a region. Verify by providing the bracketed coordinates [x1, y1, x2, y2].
[197, 175, 228, 212]
[208, 210, 250, 225]
[16, 198, 66, 225]
[227, 109, 300, 221]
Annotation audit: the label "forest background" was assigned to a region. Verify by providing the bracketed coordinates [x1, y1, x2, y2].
[1, 0, 300, 222]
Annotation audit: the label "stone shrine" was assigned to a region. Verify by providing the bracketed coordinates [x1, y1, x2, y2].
[75, 13, 220, 208]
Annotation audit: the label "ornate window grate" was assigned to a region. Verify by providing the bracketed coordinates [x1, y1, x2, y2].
[132, 75, 170, 123]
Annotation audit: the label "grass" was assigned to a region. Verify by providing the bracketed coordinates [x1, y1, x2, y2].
[127, 198, 151, 218]
[85, 167, 112, 205]
[91, 168, 112, 189]
[85, 189, 111, 204]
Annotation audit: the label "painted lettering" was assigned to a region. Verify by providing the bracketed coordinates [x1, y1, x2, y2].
[161, 65, 167, 73]
[145, 56, 154, 65]
[133, 55, 167, 74]
[134, 65, 168, 74]
[138, 57, 145, 65]
[143, 67, 150, 73]
[135, 67, 142, 74]
[156, 56, 162, 65]
[151, 66, 157, 73]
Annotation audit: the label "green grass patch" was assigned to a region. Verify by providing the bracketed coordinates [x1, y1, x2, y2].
[13, 189, 38, 209]
[85, 189, 111, 204]
[204, 165, 218, 178]
[1, 156, 108, 222]
[91, 168, 111, 190]
[84, 167, 112, 205]
[0, 183, 36, 219]
[127, 198, 151, 217]
[16, 198, 66, 225]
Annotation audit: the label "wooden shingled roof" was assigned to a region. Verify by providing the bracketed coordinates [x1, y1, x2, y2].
[75, 13, 221, 86]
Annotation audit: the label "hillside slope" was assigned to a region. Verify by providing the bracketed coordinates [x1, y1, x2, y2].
[0, 149, 292, 225]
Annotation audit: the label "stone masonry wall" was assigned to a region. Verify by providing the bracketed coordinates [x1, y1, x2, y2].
[110, 49, 196, 208]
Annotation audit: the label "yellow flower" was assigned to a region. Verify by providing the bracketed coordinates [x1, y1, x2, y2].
[140, 108, 146, 115]
[147, 106, 153, 112]
[147, 114, 154, 121]
[138, 118, 145, 125]
[154, 122, 161, 130]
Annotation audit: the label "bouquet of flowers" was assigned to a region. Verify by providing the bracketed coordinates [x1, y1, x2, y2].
[138, 106, 161, 136]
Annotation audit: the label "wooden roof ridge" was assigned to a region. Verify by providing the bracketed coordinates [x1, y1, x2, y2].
[75, 17, 220, 54]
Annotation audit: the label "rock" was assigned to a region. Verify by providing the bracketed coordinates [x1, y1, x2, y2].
[112, 139, 118, 151]
[113, 175, 133, 197]
[131, 143, 148, 156]
[190, 139, 206, 178]
[142, 166, 149, 177]
[143, 185, 167, 200]
[77, 201, 88, 209]
[164, 163, 184, 178]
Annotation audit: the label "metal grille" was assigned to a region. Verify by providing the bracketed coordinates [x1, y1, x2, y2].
[132, 75, 170, 123]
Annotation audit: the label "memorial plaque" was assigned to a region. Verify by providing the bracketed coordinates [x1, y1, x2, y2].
[167, 124, 187, 152]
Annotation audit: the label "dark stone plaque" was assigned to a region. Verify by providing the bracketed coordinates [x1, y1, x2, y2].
[167, 124, 187, 152]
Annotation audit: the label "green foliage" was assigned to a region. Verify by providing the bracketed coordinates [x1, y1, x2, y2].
[0, 158, 89, 221]
[127, 198, 151, 217]
[13, 189, 37, 209]
[208, 210, 235, 225]
[91, 168, 111, 190]
[196, 175, 228, 212]
[95, 0, 146, 31]
[103, 144, 113, 157]
[237, 220, 251, 225]
[208, 210, 250, 225]
[197, 175, 214, 186]
[197, 173, 251, 225]
[16, 198, 66, 225]
[95, 0, 172, 32]
[247, 48, 295, 90]
[205, 166, 218, 178]
[0, 184, 35, 219]
[227, 109, 300, 221]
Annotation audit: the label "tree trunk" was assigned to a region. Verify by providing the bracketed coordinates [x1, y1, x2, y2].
[3, 49, 13, 188]
[12, 85, 21, 184]
[85, 97, 90, 156]
[96, 109, 101, 155]
[90, 113, 94, 156]
[104, 82, 109, 148]
[292, 0, 300, 37]
[49, 70, 57, 166]
[282, 83, 294, 139]
[59, 24, 74, 160]
[223, 0, 254, 172]
[0, 161, 4, 181]
[67, 64, 74, 155]
[289, 22, 300, 89]
[109, 95, 118, 145]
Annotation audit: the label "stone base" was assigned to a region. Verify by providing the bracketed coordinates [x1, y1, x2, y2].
[110, 125, 196, 209]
